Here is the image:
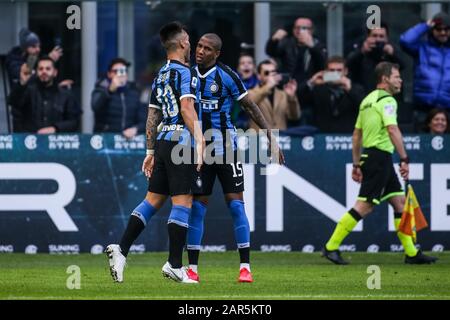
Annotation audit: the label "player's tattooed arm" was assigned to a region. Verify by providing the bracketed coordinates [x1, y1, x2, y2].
[239, 95, 285, 164]
[146, 107, 163, 150]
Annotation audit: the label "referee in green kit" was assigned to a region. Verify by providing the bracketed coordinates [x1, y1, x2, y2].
[322, 62, 438, 265]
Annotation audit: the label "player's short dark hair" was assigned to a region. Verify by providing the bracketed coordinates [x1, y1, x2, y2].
[367, 21, 389, 35]
[202, 33, 222, 51]
[159, 21, 187, 51]
[326, 56, 345, 67]
[37, 55, 56, 69]
[257, 59, 275, 74]
[375, 62, 399, 84]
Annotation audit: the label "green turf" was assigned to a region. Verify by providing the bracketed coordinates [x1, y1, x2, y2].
[0, 252, 449, 300]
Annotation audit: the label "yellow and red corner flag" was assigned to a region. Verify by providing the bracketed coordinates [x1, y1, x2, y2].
[399, 184, 428, 242]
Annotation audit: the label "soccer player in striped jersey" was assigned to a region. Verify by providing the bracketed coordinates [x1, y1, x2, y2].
[105, 21, 205, 284]
[185, 33, 284, 283]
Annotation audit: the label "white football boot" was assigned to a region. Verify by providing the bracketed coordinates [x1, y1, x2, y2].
[161, 261, 198, 284]
[105, 244, 126, 283]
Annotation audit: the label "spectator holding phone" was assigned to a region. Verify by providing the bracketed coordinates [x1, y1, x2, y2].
[301, 56, 365, 133]
[5, 28, 63, 89]
[248, 60, 301, 130]
[347, 22, 405, 94]
[265, 17, 327, 109]
[8, 56, 80, 133]
[400, 12, 450, 127]
[91, 58, 147, 138]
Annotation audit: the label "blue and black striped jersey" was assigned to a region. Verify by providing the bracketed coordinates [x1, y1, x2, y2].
[149, 60, 198, 145]
[193, 62, 248, 154]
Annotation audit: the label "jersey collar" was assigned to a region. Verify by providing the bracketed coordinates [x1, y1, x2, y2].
[195, 64, 217, 78]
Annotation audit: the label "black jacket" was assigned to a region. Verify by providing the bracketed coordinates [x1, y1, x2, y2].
[8, 77, 81, 132]
[5, 46, 26, 89]
[346, 43, 405, 94]
[301, 82, 365, 133]
[266, 36, 327, 85]
[91, 79, 147, 133]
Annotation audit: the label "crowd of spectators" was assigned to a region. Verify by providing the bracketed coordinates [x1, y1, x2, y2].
[4, 12, 450, 136]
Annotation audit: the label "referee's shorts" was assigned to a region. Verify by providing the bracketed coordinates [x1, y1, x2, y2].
[357, 147, 404, 205]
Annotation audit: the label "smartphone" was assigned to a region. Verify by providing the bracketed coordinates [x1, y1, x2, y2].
[116, 67, 127, 77]
[323, 71, 341, 83]
[26, 54, 38, 71]
[54, 37, 62, 48]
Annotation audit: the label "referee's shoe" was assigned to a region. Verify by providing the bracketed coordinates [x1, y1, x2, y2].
[321, 247, 349, 265]
[405, 250, 438, 264]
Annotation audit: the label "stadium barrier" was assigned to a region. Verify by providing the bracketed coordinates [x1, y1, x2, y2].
[0, 133, 449, 254]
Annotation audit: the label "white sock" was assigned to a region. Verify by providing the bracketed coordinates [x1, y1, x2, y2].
[189, 264, 198, 273]
[240, 263, 250, 272]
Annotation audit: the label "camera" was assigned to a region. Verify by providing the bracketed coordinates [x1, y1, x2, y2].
[278, 72, 291, 87]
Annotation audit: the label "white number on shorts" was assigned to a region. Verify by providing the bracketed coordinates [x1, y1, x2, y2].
[230, 162, 243, 178]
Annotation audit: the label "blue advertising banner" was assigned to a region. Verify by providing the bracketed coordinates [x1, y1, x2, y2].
[0, 134, 449, 254]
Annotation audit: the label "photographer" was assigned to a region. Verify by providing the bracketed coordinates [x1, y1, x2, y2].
[346, 23, 404, 94]
[91, 58, 147, 138]
[248, 60, 301, 130]
[302, 56, 365, 133]
[8, 56, 80, 133]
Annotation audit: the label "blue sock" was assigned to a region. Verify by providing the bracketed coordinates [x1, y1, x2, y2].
[168, 205, 191, 228]
[187, 201, 207, 250]
[131, 200, 157, 226]
[229, 200, 250, 248]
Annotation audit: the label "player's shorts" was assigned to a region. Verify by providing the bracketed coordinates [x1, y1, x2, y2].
[197, 150, 244, 196]
[358, 147, 404, 205]
[148, 140, 202, 196]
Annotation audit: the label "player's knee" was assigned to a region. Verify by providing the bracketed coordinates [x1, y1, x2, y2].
[168, 205, 190, 228]
[192, 200, 207, 219]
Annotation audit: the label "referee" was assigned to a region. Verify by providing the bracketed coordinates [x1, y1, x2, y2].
[322, 62, 438, 265]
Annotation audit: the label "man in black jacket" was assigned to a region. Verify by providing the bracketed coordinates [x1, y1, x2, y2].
[346, 23, 405, 94]
[5, 28, 63, 89]
[91, 58, 147, 138]
[8, 56, 80, 133]
[265, 17, 327, 124]
[301, 56, 365, 133]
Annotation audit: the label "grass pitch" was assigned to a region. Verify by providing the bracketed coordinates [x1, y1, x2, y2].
[0, 252, 449, 300]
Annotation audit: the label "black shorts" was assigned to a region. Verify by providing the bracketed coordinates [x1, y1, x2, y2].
[358, 148, 404, 205]
[197, 150, 244, 196]
[148, 140, 202, 196]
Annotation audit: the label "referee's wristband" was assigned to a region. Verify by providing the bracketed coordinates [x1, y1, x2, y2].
[146, 149, 155, 156]
[400, 156, 409, 164]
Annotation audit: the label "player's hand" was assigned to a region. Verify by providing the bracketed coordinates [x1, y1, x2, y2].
[399, 162, 409, 180]
[352, 166, 362, 183]
[142, 154, 154, 178]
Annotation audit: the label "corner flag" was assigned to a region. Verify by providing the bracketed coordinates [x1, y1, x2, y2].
[399, 184, 428, 243]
